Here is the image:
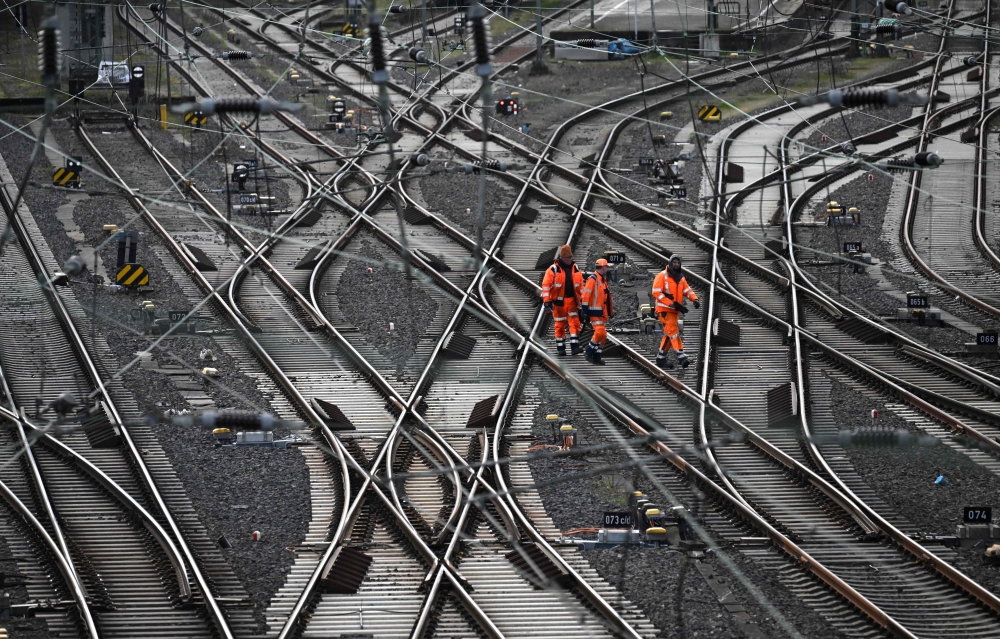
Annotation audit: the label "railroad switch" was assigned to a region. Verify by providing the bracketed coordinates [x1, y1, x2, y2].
[956, 523, 1000, 547]
[562, 503, 699, 551]
[896, 291, 942, 326]
[545, 414, 566, 444]
[220, 430, 295, 449]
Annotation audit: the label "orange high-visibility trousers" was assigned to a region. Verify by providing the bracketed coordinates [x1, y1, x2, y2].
[658, 312, 684, 354]
[591, 317, 607, 347]
[552, 299, 581, 345]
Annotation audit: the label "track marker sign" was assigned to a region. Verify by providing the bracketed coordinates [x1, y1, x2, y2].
[963, 506, 992, 523]
[603, 512, 633, 528]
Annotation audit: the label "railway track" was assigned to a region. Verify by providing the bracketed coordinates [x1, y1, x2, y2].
[0, 126, 240, 638]
[84, 6, 664, 639]
[156, 0, 1000, 636]
[8, 0, 1000, 635]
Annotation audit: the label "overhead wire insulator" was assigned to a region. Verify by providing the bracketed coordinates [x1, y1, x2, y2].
[875, 151, 943, 171]
[388, 4, 406, 12]
[148, 2, 163, 13]
[192, 26, 204, 37]
[198, 410, 277, 431]
[408, 46, 427, 63]
[221, 50, 254, 60]
[171, 97, 302, 115]
[368, 18, 389, 84]
[463, 160, 509, 173]
[964, 54, 982, 66]
[874, 18, 900, 35]
[914, 151, 943, 167]
[467, 2, 493, 78]
[836, 429, 930, 448]
[799, 88, 928, 107]
[38, 17, 61, 89]
[411, 152, 430, 166]
[886, 0, 912, 14]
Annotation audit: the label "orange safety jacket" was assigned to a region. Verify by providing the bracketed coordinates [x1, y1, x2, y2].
[652, 269, 697, 313]
[541, 262, 583, 306]
[581, 272, 612, 318]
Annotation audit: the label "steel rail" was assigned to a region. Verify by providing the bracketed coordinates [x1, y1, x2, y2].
[123, 13, 545, 638]
[0, 299, 87, 596]
[0, 251, 97, 638]
[0, 475, 97, 637]
[107, 18, 514, 637]
[133, 3, 992, 636]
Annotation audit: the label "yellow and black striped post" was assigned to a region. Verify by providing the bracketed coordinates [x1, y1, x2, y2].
[184, 110, 208, 129]
[697, 105, 722, 122]
[52, 167, 80, 187]
[116, 263, 149, 287]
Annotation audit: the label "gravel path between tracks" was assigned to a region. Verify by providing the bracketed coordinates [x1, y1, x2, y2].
[828, 376, 1000, 536]
[610, 122, 703, 229]
[337, 237, 438, 373]
[148, 414, 310, 632]
[826, 376, 1000, 598]
[798, 170, 978, 352]
[0, 120, 77, 271]
[525, 385, 849, 638]
[9, 119, 312, 631]
[412, 158, 513, 241]
[801, 103, 916, 151]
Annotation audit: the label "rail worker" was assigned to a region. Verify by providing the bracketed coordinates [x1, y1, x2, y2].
[541, 244, 584, 355]
[581, 258, 613, 365]
[651, 254, 699, 369]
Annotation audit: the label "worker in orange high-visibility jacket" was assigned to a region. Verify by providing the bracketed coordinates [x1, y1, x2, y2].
[651, 254, 699, 369]
[541, 244, 584, 355]
[581, 258, 613, 365]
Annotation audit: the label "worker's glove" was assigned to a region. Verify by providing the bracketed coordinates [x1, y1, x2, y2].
[543, 301, 552, 311]
[672, 302, 689, 314]
[693, 300, 700, 310]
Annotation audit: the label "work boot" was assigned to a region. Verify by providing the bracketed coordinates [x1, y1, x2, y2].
[656, 354, 674, 369]
[556, 344, 567, 356]
[584, 343, 595, 361]
[678, 354, 690, 369]
[571, 341, 582, 356]
[592, 349, 605, 365]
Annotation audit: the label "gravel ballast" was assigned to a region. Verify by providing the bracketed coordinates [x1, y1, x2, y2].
[796, 170, 981, 351]
[524, 382, 850, 638]
[412, 162, 514, 242]
[337, 237, 439, 373]
[827, 377, 1000, 536]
